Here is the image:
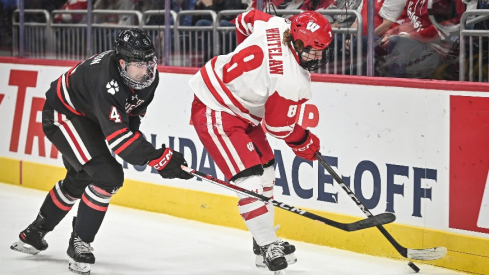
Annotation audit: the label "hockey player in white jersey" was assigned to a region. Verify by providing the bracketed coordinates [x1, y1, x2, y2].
[188, 10, 333, 273]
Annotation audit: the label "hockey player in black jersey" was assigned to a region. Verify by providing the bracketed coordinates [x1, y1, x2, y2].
[10, 28, 192, 275]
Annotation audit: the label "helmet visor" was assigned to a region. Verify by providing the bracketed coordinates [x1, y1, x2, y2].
[120, 56, 157, 90]
[300, 47, 330, 71]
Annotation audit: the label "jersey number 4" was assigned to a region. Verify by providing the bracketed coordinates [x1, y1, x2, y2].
[110, 106, 122, 123]
[222, 45, 264, 84]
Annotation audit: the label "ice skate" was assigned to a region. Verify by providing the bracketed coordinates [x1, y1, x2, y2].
[10, 214, 49, 255]
[259, 240, 288, 272]
[254, 238, 297, 268]
[67, 222, 95, 275]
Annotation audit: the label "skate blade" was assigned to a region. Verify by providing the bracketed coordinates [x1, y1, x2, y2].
[274, 271, 286, 275]
[10, 239, 41, 255]
[69, 259, 91, 275]
[255, 253, 297, 268]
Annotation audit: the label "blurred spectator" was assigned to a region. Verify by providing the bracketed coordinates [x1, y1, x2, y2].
[301, 0, 334, 10]
[192, 0, 247, 26]
[180, 0, 199, 26]
[360, 0, 406, 37]
[249, 0, 334, 12]
[24, 0, 66, 22]
[275, 0, 306, 10]
[192, 0, 247, 61]
[377, 0, 466, 79]
[0, 0, 17, 52]
[53, 0, 88, 23]
[346, 0, 406, 55]
[321, 0, 362, 28]
[93, 0, 136, 25]
[338, 0, 405, 75]
[1, 0, 16, 9]
[144, 0, 188, 26]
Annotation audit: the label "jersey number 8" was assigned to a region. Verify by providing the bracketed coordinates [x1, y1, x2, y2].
[222, 45, 264, 84]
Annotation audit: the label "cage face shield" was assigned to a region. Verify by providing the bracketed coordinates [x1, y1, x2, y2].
[299, 46, 333, 71]
[120, 56, 157, 90]
[115, 28, 157, 90]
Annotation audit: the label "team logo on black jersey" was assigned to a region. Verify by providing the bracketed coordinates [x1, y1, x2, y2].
[106, 80, 119, 95]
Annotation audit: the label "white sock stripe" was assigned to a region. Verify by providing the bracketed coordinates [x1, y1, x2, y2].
[85, 186, 112, 204]
[55, 181, 76, 205]
[108, 131, 134, 150]
[206, 108, 237, 175]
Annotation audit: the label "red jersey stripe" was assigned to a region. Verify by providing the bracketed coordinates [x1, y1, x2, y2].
[106, 128, 128, 141]
[65, 65, 78, 89]
[56, 77, 83, 116]
[201, 60, 229, 110]
[201, 59, 255, 124]
[114, 131, 141, 155]
[210, 58, 250, 115]
[57, 112, 89, 163]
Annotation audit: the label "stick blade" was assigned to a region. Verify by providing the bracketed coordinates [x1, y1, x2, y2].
[407, 247, 447, 260]
[347, 213, 396, 231]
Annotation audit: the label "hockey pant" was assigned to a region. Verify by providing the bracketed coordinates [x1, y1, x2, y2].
[39, 102, 123, 243]
[191, 98, 278, 246]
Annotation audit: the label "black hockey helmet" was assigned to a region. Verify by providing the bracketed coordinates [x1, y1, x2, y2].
[115, 28, 157, 90]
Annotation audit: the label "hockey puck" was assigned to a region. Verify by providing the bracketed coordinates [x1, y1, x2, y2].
[408, 261, 420, 273]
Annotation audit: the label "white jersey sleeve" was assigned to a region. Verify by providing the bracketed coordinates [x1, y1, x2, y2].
[379, 0, 406, 22]
[188, 10, 312, 139]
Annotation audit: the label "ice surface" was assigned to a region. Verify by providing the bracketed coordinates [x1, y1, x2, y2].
[0, 183, 464, 275]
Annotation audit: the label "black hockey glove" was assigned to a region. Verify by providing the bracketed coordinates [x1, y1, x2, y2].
[148, 145, 193, 180]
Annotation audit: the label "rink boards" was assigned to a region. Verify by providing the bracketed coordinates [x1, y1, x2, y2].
[0, 57, 488, 274]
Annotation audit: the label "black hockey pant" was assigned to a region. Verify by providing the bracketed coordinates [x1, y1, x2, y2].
[38, 102, 124, 243]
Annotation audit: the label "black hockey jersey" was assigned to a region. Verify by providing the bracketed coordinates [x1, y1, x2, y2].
[45, 50, 160, 166]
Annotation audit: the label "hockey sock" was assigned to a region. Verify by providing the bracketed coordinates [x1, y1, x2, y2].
[235, 175, 277, 246]
[75, 184, 113, 243]
[261, 166, 275, 217]
[39, 180, 78, 231]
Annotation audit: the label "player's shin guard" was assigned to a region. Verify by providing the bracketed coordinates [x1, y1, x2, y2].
[75, 184, 114, 243]
[261, 166, 275, 217]
[235, 174, 286, 271]
[253, 166, 297, 268]
[40, 180, 79, 231]
[235, 175, 276, 244]
[68, 185, 113, 275]
[11, 180, 78, 255]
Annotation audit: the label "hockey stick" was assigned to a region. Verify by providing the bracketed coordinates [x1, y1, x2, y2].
[315, 152, 447, 260]
[181, 165, 395, 232]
